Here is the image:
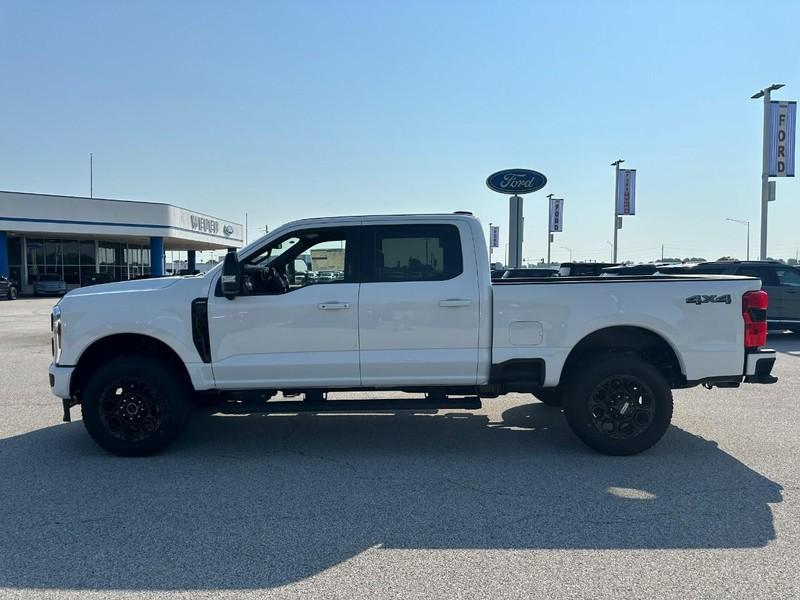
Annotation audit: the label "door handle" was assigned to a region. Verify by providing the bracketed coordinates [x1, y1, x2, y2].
[439, 299, 472, 307]
[318, 302, 351, 310]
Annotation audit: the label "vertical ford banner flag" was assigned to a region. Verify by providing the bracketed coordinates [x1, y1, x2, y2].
[616, 169, 637, 215]
[768, 101, 796, 177]
[549, 198, 564, 232]
[489, 225, 500, 248]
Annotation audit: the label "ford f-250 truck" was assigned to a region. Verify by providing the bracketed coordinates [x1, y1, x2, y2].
[48, 213, 777, 456]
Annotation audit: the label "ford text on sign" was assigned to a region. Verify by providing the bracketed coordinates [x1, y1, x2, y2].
[616, 169, 636, 216]
[769, 101, 796, 177]
[490, 225, 500, 248]
[549, 198, 564, 233]
[486, 169, 547, 194]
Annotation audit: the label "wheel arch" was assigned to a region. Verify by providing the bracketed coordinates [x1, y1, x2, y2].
[559, 325, 685, 387]
[70, 333, 193, 399]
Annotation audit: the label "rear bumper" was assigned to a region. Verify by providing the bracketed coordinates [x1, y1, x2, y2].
[49, 363, 74, 399]
[744, 349, 777, 384]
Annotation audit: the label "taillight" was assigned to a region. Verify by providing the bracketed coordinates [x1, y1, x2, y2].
[743, 290, 768, 349]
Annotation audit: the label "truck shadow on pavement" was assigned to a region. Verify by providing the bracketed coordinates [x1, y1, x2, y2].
[0, 402, 783, 591]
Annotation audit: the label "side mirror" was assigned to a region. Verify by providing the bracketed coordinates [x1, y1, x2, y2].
[221, 250, 241, 300]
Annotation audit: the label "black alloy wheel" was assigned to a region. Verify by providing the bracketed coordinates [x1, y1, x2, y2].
[587, 375, 656, 439]
[82, 355, 191, 456]
[562, 353, 673, 455]
[98, 377, 166, 442]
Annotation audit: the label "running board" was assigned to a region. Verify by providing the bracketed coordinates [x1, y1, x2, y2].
[216, 396, 482, 414]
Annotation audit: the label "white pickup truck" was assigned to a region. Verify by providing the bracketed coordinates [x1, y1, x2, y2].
[48, 213, 777, 456]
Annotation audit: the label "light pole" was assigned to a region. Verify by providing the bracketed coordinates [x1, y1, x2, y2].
[546, 193, 554, 264]
[751, 83, 785, 260]
[611, 159, 624, 262]
[726, 217, 751, 261]
[606, 241, 613, 262]
[561, 246, 573, 262]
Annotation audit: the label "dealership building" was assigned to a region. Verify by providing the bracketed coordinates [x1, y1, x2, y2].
[0, 190, 243, 294]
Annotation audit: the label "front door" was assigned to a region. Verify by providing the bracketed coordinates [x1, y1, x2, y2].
[358, 222, 480, 386]
[207, 226, 361, 389]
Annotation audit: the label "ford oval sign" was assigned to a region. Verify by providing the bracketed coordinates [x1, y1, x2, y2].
[486, 169, 547, 195]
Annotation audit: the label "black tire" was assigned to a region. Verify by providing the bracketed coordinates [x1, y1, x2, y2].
[7, 286, 17, 300]
[81, 355, 191, 456]
[532, 387, 562, 407]
[562, 353, 673, 455]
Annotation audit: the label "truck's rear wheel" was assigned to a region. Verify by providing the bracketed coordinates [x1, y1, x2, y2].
[532, 387, 562, 407]
[562, 354, 673, 455]
[81, 356, 191, 456]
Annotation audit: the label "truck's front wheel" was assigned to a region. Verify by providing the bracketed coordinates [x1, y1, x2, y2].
[81, 356, 191, 456]
[562, 354, 673, 455]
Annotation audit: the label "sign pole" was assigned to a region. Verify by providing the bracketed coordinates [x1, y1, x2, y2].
[760, 88, 771, 260]
[508, 195, 524, 268]
[752, 83, 787, 260]
[611, 159, 624, 262]
[489, 222, 493, 263]
[546, 193, 553, 264]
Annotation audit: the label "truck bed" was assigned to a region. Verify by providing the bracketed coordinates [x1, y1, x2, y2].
[491, 274, 762, 386]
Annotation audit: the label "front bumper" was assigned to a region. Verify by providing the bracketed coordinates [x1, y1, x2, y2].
[744, 348, 777, 384]
[49, 363, 74, 399]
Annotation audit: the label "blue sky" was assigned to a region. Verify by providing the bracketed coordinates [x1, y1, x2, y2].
[2, 0, 799, 263]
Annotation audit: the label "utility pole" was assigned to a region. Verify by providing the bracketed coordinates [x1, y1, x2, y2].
[546, 193, 554, 264]
[661, 244, 664, 261]
[752, 84, 785, 260]
[611, 159, 624, 262]
[89, 153, 93, 198]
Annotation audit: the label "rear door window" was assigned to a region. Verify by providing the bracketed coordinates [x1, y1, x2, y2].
[363, 224, 463, 283]
[776, 267, 800, 288]
[736, 266, 779, 286]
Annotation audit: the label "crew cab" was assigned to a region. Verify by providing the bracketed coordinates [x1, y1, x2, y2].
[48, 213, 777, 456]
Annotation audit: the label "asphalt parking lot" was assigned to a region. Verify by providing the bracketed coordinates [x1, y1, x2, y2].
[0, 297, 798, 599]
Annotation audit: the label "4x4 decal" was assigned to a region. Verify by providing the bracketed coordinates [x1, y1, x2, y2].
[685, 294, 732, 305]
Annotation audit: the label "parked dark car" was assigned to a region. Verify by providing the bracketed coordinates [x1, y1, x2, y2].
[501, 268, 559, 279]
[677, 261, 800, 331]
[33, 273, 67, 296]
[559, 262, 618, 276]
[0, 275, 18, 300]
[601, 263, 693, 276]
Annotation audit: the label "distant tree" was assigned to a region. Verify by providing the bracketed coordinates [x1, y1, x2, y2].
[788, 258, 798, 265]
[717, 256, 738, 261]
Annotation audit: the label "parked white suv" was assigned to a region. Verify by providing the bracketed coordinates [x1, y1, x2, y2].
[49, 213, 776, 456]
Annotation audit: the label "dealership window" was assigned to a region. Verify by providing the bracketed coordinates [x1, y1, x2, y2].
[25, 238, 151, 286]
[6, 237, 23, 285]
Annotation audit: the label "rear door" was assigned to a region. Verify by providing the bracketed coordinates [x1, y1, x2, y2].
[774, 266, 800, 322]
[358, 221, 480, 386]
[735, 266, 782, 319]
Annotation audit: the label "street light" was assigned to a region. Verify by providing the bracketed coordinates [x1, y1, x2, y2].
[606, 241, 613, 262]
[751, 83, 785, 259]
[725, 217, 751, 261]
[561, 246, 573, 262]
